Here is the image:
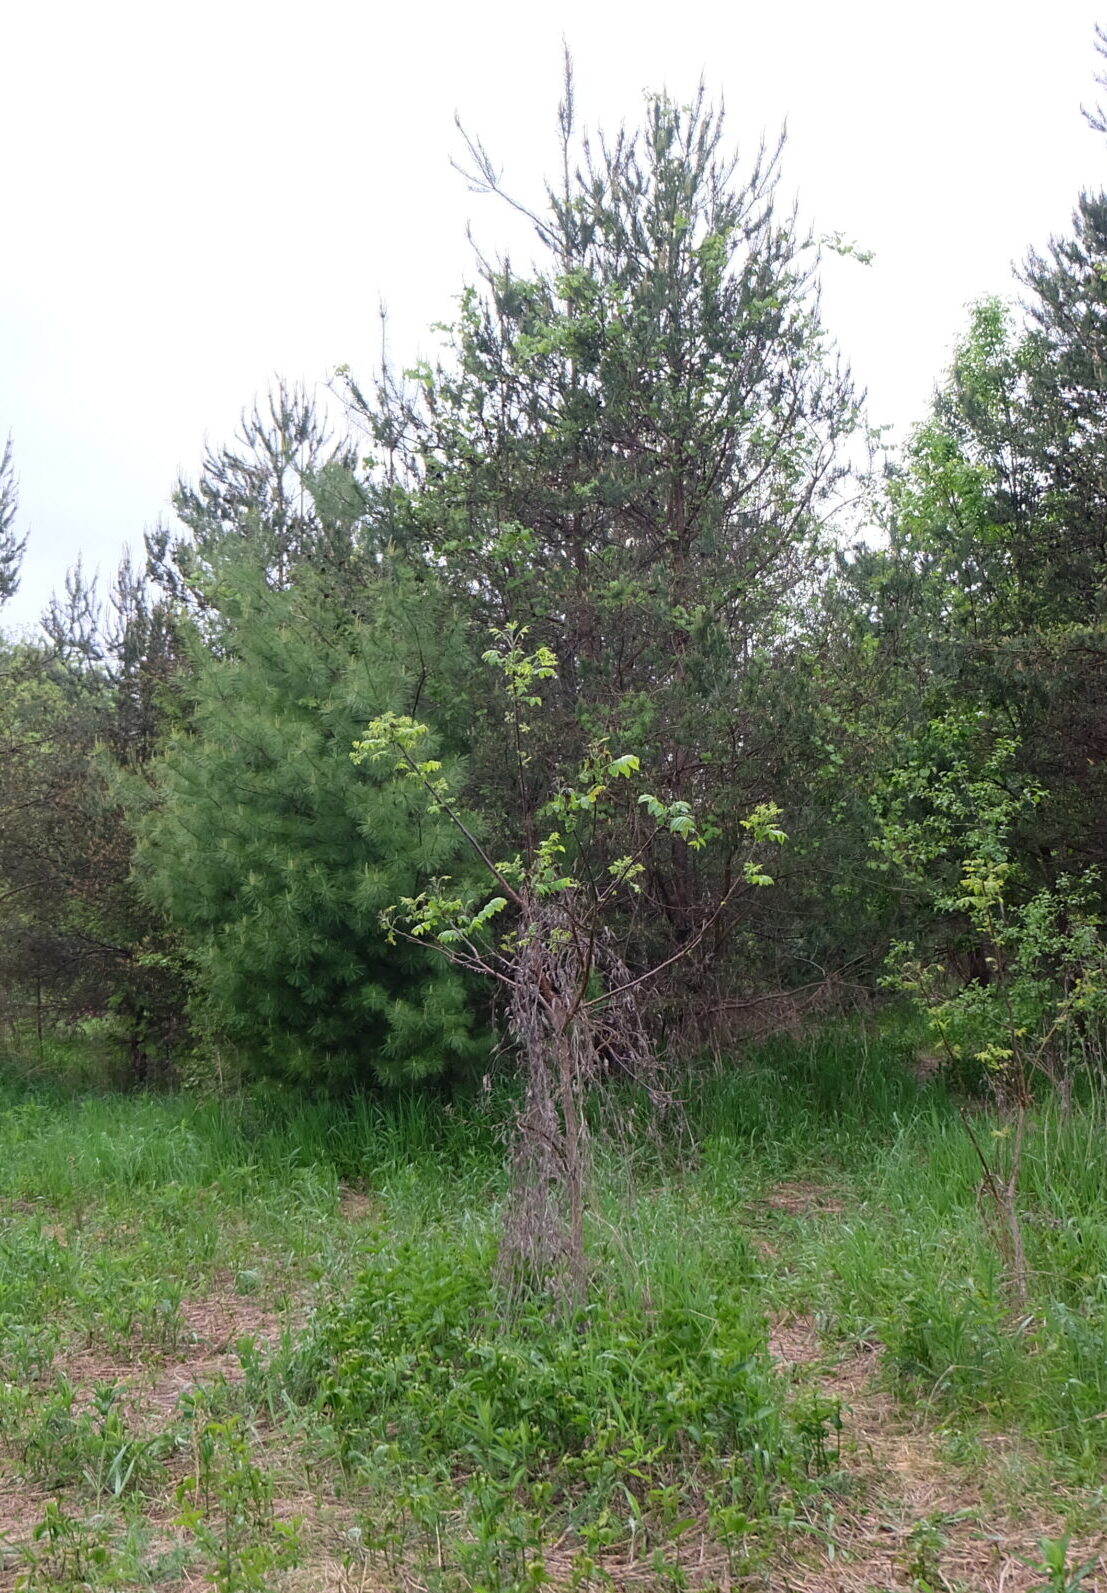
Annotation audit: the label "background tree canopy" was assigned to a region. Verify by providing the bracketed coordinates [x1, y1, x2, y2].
[2, 61, 1107, 1093]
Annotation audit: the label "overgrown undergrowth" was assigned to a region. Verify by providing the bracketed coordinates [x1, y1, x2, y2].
[1, 1022, 1105, 1590]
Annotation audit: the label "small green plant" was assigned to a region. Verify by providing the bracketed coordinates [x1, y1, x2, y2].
[82, 1381, 171, 1502]
[307, 1216, 796, 1579]
[876, 718, 1107, 1300]
[175, 1414, 301, 1593]
[793, 1391, 842, 1476]
[15, 1499, 116, 1591]
[1021, 1534, 1099, 1593]
[0, 1374, 167, 1499]
[901, 1512, 955, 1592]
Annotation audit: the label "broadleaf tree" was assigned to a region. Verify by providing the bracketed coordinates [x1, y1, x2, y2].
[354, 626, 786, 1299]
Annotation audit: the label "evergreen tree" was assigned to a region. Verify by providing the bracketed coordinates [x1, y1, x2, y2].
[1021, 193, 1107, 615]
[136, 552, 489, 1086]
[146, 381, 363, 609]
[877, 284, 1107, 887]
[347, 69, 859, 998]
[0, 435, 27, 605]
[0, 555, 188, 1073]
[0, 653, 182, 1068]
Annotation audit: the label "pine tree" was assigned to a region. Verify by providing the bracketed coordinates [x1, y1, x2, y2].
[146, 380, 362, 609]
[877, 277, 1107, 887]
[0, 436, 27, 605]
[137, 551, 489, 1086]
[348, 69, 858, 990]
[0, 555, 189, 1073]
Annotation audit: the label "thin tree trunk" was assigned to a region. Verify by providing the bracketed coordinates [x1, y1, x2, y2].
[556, 1019, 587, 1305]
[1002, 1103, 1030, 1306]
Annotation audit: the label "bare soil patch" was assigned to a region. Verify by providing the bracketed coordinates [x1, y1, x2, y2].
[769, 1311, 824, 1369]
[0, 1475, 51, 1566]
[776, 1335, 1106, 1593]
[56, 1284, 301, 1432]
[760, 1182, 847, 1217]
[338, 1186, 379, 1223]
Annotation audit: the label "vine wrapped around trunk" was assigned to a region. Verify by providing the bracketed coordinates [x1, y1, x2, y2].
[500, 899, 661, 1303]
[353, 635, 785, 1302]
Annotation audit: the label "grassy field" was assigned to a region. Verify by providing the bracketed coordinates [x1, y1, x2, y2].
[0, 1025, 1105, 1592]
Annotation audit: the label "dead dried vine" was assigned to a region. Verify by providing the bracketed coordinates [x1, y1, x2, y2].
[498, 898, 663, 1305]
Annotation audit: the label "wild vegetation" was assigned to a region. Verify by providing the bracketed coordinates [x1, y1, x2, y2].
[2, 1029, 1107, 1589]
[4, 43, 1107, 1592]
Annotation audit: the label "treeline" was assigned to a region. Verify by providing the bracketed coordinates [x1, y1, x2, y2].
[3, 73, 1107, 1095]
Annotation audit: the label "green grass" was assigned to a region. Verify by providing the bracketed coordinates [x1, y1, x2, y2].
[1, 1021, 1106, 1589]
[692, 1027, 1107, 1480]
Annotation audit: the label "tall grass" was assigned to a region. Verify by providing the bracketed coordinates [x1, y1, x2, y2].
[688, 1027, 1107, 1479]
[3, 1016, 1107, 1590]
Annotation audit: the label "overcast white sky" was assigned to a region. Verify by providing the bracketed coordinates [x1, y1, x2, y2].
[2, 0, 1104, 630]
